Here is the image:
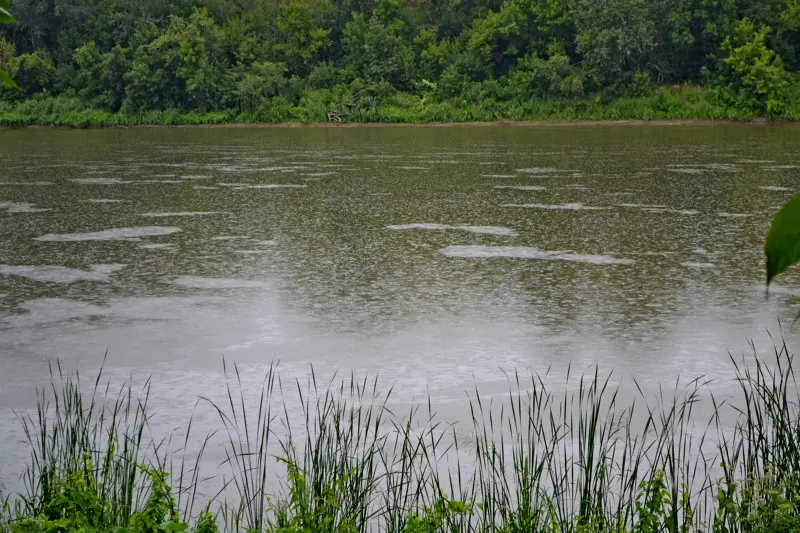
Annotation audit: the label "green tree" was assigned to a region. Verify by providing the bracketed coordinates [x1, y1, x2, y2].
[0, 0, 15, 88]
[573, 0, 655, 87]
[72, 41, 130, 110]
[274, 0, 330, 76]
[665, 0, 738, 80]
[9, 50, 55, 94]
[705, 18, 789, 117]
[505, 49, 584, 99]
[466, 0, 573, 76]
[235, 61, 289, 111]
[342, 6, 414, 87]
[123, 9, 232, 112]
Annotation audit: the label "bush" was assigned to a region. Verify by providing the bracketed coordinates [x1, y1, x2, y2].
[706, 19, 790, 118]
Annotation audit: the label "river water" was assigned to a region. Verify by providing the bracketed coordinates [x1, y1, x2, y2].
[1, 125, 800, 489]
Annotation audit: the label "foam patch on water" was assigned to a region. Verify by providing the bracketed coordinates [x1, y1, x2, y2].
[703, 163, 740, 172]
[84, 199, 125, 204]
[681, 262, 714, 269]
[616, 203, 668, 209]
[193, 186, 219, 190]
[0, 263, 125, 283]
[515, 168, 559, 174]
[233, 250, 270, 255]
[764, 165, 800, 170]
[212, 236, 247, 241]
[387, 223, 517, 236]
[181, 175, 212, 180]
[0, 202, 50, 213]
[759, 186, 792, 191]
[494, 186, 546, 191]
[440, 245, 634, 265]
[36, 226, 182, 242]
[642, 207, 699, 215]
[718, 212, 751, 218]
[738, 160, 774, 164]
[482, 174, 517, 178]
[666, 168, 706, 175]
[138, 243, 177, 250]
[255, 240, 278, 246]
[139, 211, 228, 217]
[503, 203, 607, 211]
[171, 276, 270, 289]
[300, 172, 338, 177]
[71, 178, 131, 185]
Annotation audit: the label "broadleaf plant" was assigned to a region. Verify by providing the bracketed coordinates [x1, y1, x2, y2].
[765, 193, 800, 287]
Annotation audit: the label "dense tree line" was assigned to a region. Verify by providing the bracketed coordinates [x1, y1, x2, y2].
[0, 0, 798, 120]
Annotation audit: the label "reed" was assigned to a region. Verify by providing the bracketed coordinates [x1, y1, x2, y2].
[2, 341, 799, 533]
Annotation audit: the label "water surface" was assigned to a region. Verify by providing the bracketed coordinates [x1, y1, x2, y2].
[2, 125, 800, 485]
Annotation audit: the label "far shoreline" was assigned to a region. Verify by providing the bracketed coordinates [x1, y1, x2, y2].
[3, 118, 799, 131]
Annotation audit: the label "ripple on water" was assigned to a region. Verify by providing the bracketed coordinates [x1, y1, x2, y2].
[503, 203, 607, 211]
[494, 186, 546, 191]
[641, 207, 698, 215]
[0, 264, 125, 283]
[440, 245, 634, 265]
[718, 213, 751, 218]
[139, 212, 229, 217]
[666, 168, 706, 175]
[35, 226, 182, 242]
[681, 262, 715, 269]
[387, 223, 517, 237]
[216, 183, 306, 189]
[171, 276, 270, 289]
[0, 181, 54, 186]
[0, 202, 50, 213]
[482, 174, 517, 178]
[84, 199, 125, 204]
[71, 178, 131, 185]
[138, 243, 177, 250]
[764, 165, 800, 170]
[515, 168, 559, 174]
[759, 186, 792, 191]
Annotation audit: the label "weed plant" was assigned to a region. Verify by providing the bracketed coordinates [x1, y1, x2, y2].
[2, 341, 800, 533]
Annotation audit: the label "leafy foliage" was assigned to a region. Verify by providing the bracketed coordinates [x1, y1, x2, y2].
[765, 193, 800, 286]
[706, 18, 790, 117]
[0, 0, 798, 119]
[0, 0, 16, 88]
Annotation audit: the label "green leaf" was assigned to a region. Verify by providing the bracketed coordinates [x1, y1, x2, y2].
[0, 68, 17, 89]
[0, 7, 15, 24]
[765, 193, 800, 286]
[0, 0, 9, 10]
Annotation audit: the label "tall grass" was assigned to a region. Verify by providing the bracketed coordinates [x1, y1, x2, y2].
[1, 86, 793, 128]
[2, 341, 800, 532]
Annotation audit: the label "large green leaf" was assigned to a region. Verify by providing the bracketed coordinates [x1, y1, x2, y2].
[0, 0, 14, 24]
[765, 193, 800, 286]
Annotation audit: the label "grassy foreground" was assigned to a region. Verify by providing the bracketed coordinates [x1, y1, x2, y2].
[2, 86, 799, 128]
[1, 343, 800, 533]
